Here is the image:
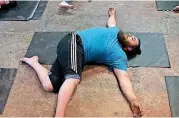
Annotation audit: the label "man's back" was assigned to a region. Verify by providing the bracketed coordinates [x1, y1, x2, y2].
[76, 27, 127, 71]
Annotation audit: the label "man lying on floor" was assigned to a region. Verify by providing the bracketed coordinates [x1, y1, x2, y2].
[21, 8, 143, 117]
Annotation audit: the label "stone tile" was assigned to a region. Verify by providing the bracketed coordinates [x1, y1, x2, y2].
[3, 64, 57, 117]
[43, 1, 169, 33]
[165, 35, 179, 73]
[0, 68, 17, 114]
[66, 88, 131, 117]
[117, 11, 169, 33]
[0, 21, 46, 33]
[130, 68, 176, 117]
[65, 67, 175, 117]
[0, 33, 33, 68]
[43, 1, 107, 31]
[80, 65, 119, 90]
[168, 14, 179, 34]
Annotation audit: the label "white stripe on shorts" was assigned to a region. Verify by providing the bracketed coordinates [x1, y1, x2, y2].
[71, 33, 77, 73]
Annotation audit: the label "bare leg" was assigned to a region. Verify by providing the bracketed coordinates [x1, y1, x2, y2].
[21, 56, 53, 92]
[55, 79, 80, 117]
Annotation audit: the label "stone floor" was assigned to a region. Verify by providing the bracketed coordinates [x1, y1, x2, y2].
[0, 1, 179, 117]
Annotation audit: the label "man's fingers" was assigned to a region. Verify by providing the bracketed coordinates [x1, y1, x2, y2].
[138, 109, 143, 116]
[139, 112, 143, 117]
[133, 112, 143, 117]
[139, 104, 142, 111]
[133, 113, 137, 117]
[109, 8, 114, 10]
[138, 106, 143, 117]
[108, 8, 116, 17]
[139, 106, 144, 116]
[132, 106, 143, 117]
[108, 8, 115, 12]
[133, 113, 140, 117]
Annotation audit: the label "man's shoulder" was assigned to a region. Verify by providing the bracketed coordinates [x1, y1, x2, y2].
[107, 46, 127, 64]
[107, 48, 127, 71]
[113, 43, 127, 58]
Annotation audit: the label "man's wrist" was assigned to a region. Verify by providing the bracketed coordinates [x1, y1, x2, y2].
[130, 97, 138, 104]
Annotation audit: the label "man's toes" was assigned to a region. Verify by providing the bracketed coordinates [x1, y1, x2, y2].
[20, 58, 25, 62]
[33, 56, 38, 61]
[20, 58, 28, 62]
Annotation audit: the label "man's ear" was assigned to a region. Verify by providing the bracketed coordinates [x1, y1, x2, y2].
[127, 47, 133, 51]
[123, 47, 128, 51]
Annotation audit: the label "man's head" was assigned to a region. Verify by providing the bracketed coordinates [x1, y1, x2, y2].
[117, 31, 141, 56]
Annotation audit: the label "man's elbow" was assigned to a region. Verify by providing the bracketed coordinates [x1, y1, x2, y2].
[114, 69, 129, 79]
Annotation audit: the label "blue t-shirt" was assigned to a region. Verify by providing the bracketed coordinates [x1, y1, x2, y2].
[76, 27, 127, 71]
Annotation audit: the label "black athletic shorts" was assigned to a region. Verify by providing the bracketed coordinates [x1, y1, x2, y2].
[49, 32, 84, 93]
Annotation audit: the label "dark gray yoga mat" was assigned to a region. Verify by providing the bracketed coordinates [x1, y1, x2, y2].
[25, 32, 69, 64]
[25, 32, 170, 68]
[165, 76, 179, 117]
[31, 1, 48, 20]
[0, 1, 48, 21]
[156, 0, 179, 11]
[127, 32, 170, 68]
[0, 68, 17, 114]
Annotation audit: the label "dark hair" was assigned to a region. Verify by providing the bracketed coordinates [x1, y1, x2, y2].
[125, 50, 138, 60]
[117, 30, 125, 46]
[117, 30, 141, 59]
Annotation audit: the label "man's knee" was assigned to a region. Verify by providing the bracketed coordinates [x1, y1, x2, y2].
[73, 79, 80, 85]
[43, 82, 53, 92]
[67, 78, 80, 86]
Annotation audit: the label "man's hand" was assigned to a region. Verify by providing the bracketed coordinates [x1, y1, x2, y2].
[130, 100, 143, 117]
[114, 69, 143, 117]
[107, 8, 116, 27]
[108, 8, 116, 17]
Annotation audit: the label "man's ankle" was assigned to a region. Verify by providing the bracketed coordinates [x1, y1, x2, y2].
[55, 112, 65, 117]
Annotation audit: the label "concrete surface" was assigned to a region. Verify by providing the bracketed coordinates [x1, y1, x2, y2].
[0, 32, 33, 68]
[0, 1, 179, 117]
[3, 64, 57, 117]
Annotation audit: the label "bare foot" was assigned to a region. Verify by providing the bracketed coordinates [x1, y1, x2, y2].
[173, 6, 179, 13]
[108, 8, 116, 17]
[20, 56, 39, 66]
[0, 0, 17, 9]
[0, 0, 9, 8]
[0, 0, 9, 5]
[59, 1, 75, 9]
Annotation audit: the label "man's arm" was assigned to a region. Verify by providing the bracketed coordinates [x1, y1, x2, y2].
[113, 68, 143, 117]
[107, 8, 117, 27]
[55, 79, 80, 117]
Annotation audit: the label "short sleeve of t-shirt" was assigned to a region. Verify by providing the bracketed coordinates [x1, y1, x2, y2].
[110, 58, 127, 71]
[108, 26, 119, 33]
[107, 46, 128, 71]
